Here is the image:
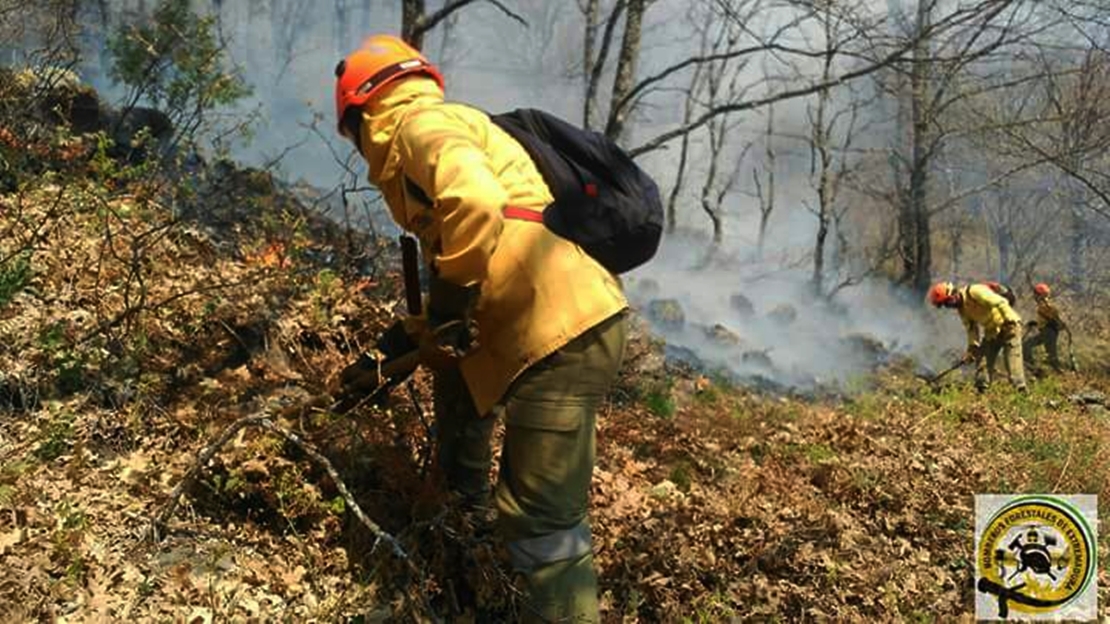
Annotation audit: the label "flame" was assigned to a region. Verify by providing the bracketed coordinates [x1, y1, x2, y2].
[247, 241, 291, 268]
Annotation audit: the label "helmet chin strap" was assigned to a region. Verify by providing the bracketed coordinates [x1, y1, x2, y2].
[341, 107, 364, 154]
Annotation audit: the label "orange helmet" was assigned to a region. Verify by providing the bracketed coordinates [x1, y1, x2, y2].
[1034, 283, 1051, 297]
[928, 281, 956, 307]
[334, 34, 444, 137]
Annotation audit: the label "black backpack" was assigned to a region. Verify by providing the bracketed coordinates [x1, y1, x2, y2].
[982, 281, 1016, 306]
[489, 108, 663, 275]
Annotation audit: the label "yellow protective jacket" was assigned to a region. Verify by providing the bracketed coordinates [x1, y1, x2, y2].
[357, 77, 628, 415]
[1035, 297, 1064, 330]
[958, 284, 1021, 347]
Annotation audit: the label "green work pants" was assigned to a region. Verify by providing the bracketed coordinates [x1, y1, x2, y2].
[1023, 324, 1062, 373]
[975, 321, 1027, 391]
[432, 312, 628, 623]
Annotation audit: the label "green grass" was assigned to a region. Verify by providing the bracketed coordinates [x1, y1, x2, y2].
[34, 412, 74, 461]
[644, 389, 676, 419]
[804, 443, 838, 464]
[1008, 436, 1068, 463]
[0, 251, 31, 306]
[843, 391, 887, 420]
[669, 461, 693, 492]
[778, 442, 839, 464]
[693, 385, 720, 405]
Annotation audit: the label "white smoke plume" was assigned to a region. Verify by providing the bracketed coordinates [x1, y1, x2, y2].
[55, 0, 971, 392]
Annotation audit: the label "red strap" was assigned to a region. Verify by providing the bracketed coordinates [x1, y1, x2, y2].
[503, 206, 544, 223]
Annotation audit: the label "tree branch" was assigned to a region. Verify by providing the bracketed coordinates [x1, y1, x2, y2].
[629, 0, 1019, 157]
[412, 0, 528, 42]
[146, 410, 440, 620]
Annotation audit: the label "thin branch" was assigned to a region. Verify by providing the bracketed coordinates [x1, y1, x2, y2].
[629, 0, 1018, 157]
[146, 411, 439, 620]
[412, 0, 528, 42]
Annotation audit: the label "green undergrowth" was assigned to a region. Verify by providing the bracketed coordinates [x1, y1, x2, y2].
[636, 363, 1110, 618]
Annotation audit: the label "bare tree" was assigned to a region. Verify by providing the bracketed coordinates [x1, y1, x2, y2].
[270, 0, 315, 86]
[751, 103, 776, 259]
[864, 0, 1056, 292]
[401, 0, 527, 51]
[992, 45, 1110, 291]
[980, 183, 1060, 284]
[580, 0, 626, 130]
[624, 0, 1035, 165]
[603, 0, 645, 143]
[797, 0, 870, 296]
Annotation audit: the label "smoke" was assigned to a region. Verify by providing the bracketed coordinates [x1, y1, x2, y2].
[623, 225, 948, 394]
[52, 1, 973, 393]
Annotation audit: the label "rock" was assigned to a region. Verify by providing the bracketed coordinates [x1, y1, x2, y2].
[645, 298, 685, 332]
[103, 106, 174, 162]
[701, 323, 743, 348]
[650, 480, 680, 499]
[729, 293, 755, 318]
[840, 332, 890, 369]
[742, 349, 774, 371]
[664, 343, 704, 370]
[767, 303, 797, 326]
[1069, 391, 1107, 406]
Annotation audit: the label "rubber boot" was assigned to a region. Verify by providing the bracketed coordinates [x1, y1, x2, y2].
[517, 551, 600, 624]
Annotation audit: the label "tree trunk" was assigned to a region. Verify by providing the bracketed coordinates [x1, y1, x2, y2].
[667, 125, 692, 233]
[583, 0, 624, 130]
[996, 223, 1012, 283]
[950, 220, 963, 277]
[811, 8, 834, 297]
[582, 0, 599, 84]
[335, 0, 349, 59]
[905, 0, 933, 293]
[1069, 202, 1086, 293]
[757, 105, 775, 259]
[814, 215, 829, 294]
[604, 0, 644, 143]
[832, 213, 849, 275]
[402, 0, 426, 49]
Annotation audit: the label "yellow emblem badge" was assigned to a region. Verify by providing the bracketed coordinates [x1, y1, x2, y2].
[975, 495, 1097, 620]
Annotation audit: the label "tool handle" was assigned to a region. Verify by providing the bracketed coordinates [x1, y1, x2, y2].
[400, 234, 422, 316]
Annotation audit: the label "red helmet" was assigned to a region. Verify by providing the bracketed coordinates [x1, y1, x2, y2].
[334, 34, 444, 137]
[928, 282, 956, 307]
[1034, 283, 1051, 297]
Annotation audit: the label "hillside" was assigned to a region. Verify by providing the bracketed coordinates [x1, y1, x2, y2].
[2, 78, 1110, 623]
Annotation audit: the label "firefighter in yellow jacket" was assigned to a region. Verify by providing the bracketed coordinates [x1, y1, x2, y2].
[334, 35, 628, 622]
[1023, 282, 1066, 373]
[929, 282, 1027, 392]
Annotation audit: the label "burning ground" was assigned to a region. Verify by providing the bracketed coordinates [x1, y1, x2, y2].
[622, 231, 943, 399]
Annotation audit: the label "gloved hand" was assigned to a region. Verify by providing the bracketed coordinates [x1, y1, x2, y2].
[331, 320, 420, 406]
[962, 344, 981, 363]
[427, 275, 480, 326]
[403, 314, 480, 371]
[410, 275, 481, 370]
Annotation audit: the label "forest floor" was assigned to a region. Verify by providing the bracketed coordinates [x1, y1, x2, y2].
[2, 115, 1110, 624]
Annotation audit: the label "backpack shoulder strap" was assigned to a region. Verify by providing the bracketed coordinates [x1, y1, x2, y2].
[403, 174, 433, 208]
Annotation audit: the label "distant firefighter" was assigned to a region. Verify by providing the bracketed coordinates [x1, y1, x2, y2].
[929, 282, 1027, 393]
[1023, 283, 1070, 374]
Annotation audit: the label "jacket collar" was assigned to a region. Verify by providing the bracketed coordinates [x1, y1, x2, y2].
[357, 76, 445, 185]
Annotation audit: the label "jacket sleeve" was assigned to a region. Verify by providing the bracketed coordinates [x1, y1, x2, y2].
[964, 317, 981, 349]
[397, 108, 506, 287]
